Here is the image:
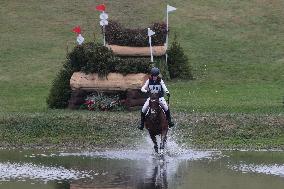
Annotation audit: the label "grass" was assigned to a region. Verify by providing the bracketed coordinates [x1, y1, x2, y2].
[0, 111, 282, 150]
[0, 0, 283, 149]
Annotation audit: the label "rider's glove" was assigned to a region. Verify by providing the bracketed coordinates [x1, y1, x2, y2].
[141, 88, 148, 93]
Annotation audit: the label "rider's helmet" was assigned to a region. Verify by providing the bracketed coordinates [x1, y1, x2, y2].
[150, 67, 160, 77]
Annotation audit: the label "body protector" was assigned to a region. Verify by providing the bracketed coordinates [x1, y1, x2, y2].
[141, 77, 169, 113]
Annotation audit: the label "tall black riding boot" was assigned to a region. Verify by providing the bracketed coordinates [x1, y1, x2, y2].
[138, 112, 146, 130]
[165, 109, 175, 128]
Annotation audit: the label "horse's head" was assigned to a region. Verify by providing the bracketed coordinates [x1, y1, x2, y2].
[149, 93, 160, 115]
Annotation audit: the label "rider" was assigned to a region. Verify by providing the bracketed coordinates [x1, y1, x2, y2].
[138, 67, 175, 130]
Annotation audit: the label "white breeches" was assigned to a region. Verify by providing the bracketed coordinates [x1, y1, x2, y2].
[142, 97, 168, 113]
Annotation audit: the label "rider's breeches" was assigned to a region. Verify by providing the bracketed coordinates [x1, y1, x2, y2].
[141, 97, 169, 113]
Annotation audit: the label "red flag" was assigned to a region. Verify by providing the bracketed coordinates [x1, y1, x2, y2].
[72, 26, 81, 34]
[96, 4, 106, 12]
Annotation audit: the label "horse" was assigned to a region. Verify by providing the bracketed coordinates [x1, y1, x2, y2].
[144, 93, 169, 153]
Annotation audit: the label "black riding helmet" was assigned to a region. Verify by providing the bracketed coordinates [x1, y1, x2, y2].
[150, 67, 160, 76]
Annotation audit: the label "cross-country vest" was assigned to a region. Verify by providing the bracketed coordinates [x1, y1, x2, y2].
[148, 78, 164, 98]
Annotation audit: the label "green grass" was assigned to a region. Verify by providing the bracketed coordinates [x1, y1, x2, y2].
[0, 111, 282, 149]
[0, 0, 283, 113]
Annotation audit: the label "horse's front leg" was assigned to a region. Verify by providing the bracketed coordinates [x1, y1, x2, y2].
[149, 132, 158, 153]
[160, 129, 168, 150]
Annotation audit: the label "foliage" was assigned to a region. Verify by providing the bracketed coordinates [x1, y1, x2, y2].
[105, 20, 167, 47]
[69, 42, 117, 77]
[67, 45, 87, 72]
[167, 36, 193, 79]
[46, 63, 73, 109]
[115, 57, 152, 75]
[81, 93, 126, 111]
[68, 42, 152, 76]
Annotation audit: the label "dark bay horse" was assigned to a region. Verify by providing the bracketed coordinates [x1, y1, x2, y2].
[145, 93, 169, 153]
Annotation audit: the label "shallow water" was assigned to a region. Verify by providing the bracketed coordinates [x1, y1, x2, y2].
[0, 138, 283, 189]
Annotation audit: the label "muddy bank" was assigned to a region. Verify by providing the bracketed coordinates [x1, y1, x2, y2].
[0, 111, 283, 150]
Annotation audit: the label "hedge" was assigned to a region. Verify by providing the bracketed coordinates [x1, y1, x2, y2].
[105, 20, 167, 47]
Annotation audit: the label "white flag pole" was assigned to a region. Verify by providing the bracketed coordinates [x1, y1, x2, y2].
[166, 8, 169, 48]
[100, 11, 108, 46]
[103, 11, 106, 46]
[166, 9, 169, 63]
[103, 25, 106, 46]
[148, 28, 155, 62]
[165, 5, 177, 64]
[150, 37, 153, 62]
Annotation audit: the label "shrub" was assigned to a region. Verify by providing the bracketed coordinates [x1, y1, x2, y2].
[67, 42, 152, 77]
[75, 42, 117, 77]
[46, 62, 73, 109]
[115, 57, 152, 75]
[167, 36, 193, 79]
[105, 20, 167, 47]
[68, 45, 87, 72]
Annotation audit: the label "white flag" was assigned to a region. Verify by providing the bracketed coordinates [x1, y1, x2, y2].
[77, 34, 84, 45]
[167, 5, 177, 13]
[148, 28, 155, 37]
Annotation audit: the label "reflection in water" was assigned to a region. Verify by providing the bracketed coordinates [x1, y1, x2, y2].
[135, 156, 168, 189]
[70, 156, 170, 189]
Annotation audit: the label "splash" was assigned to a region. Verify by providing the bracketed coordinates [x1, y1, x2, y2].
[0, 162, 93, 182]
[57, 136, 221, 161]
[230, 163, 284, 177]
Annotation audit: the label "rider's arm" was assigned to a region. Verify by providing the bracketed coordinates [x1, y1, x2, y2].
[160, 79, 169, 94]
[141, 79, 149, 93]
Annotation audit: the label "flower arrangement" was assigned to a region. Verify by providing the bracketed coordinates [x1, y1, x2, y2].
[82, 93, 125, 111]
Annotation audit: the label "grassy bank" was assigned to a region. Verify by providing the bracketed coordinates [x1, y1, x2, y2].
[0, 111, 283, 150]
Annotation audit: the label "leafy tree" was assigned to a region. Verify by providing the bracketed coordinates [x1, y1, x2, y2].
[167, 36, 193, 79]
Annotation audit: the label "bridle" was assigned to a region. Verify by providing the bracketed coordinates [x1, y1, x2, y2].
[149, 96, 162, 121]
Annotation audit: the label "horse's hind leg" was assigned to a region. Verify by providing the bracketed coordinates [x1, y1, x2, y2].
[150, 133, 158, 153]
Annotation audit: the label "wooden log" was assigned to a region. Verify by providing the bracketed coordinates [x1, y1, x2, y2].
[125, 98, 147, 108]
[70, 72, 149, 91]
[106, 45, 166, 57]
[68, 90, 87, 109]
[126, 89, 148, 99]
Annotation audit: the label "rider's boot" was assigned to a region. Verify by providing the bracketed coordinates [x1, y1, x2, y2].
[138, 112, 146, 130]
[165, 109, 175, 128]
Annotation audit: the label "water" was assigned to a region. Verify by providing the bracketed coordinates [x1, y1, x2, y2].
[0, 138, 283, 189]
